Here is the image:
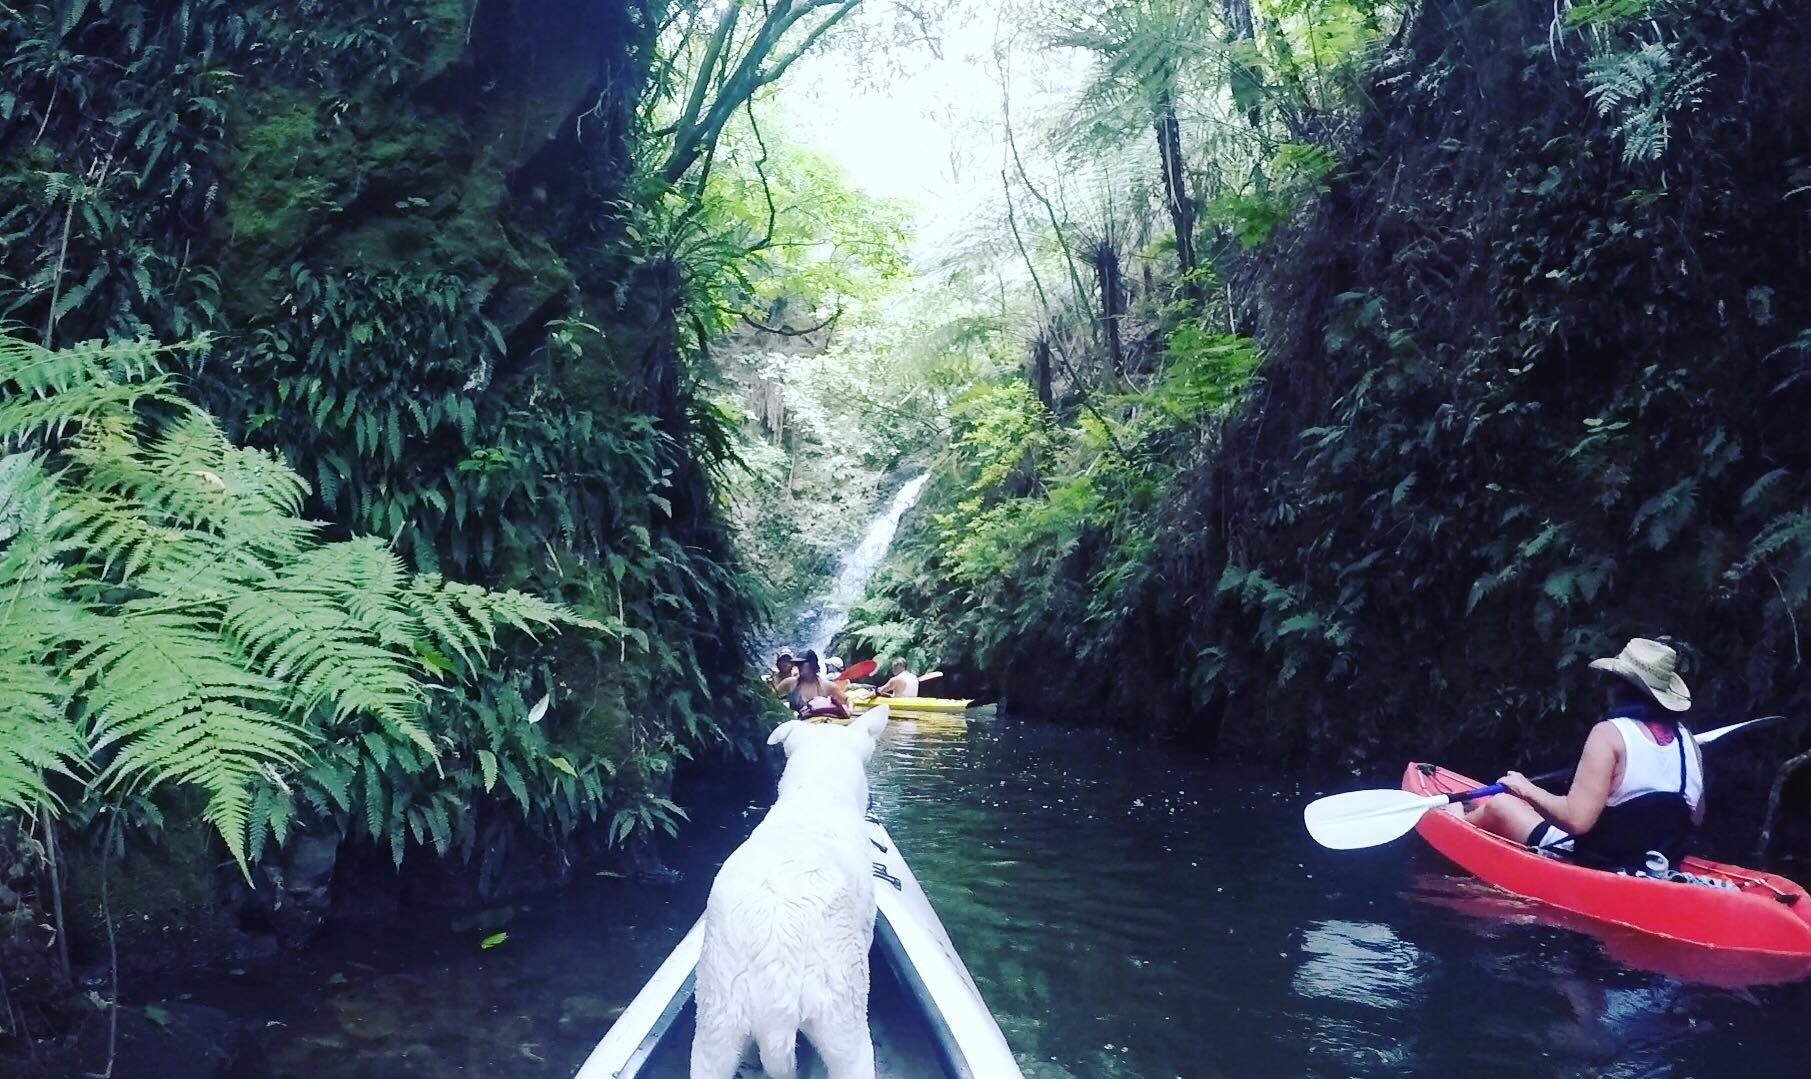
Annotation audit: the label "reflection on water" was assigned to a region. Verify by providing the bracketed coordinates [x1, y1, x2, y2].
[142, 717, 1811, 1078]
[1292, 920, 1427, 1009]
[1408, 872, 1811, 990]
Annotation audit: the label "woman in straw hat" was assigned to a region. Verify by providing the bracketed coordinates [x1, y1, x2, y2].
[1465, 638, 1706, 871]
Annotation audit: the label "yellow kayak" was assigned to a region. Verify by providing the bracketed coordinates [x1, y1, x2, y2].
[851, 694, 974, 713]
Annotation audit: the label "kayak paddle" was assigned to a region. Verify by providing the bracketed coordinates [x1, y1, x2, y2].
[835, 659, 878, 684]
[1303, 713, 1793, 851]
[918, 670, 944, 682]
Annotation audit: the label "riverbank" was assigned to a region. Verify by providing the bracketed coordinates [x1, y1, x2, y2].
[0, 750, 779, 1078]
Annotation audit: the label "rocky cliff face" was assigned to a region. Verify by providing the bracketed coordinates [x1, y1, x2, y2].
[213, 0, 643, 330]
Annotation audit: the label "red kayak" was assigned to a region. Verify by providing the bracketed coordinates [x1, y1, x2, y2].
[1405, 763, 1811, 957]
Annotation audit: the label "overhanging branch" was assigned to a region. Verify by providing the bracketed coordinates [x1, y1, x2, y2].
[740, 307, 843, 336]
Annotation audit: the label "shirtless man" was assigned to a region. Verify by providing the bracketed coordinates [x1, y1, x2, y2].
[876, 659, 919, 699]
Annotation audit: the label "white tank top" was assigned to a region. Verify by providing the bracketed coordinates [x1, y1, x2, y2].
[1606, 717, 1703, 809]
[891, 673, 919, 698]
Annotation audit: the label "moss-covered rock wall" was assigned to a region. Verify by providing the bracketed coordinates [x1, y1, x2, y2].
[0, 0, 771, 1002]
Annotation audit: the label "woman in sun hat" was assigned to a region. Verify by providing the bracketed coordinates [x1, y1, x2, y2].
[775, 650, 850, 720]
[1466, 637, 1705, 871]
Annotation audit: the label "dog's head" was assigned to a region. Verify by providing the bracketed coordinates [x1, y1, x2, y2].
[766, 706, 890, 812]
[767, 705, 890, 759]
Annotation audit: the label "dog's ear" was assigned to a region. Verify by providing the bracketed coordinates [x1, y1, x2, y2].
[851, 704, 889, 752]
[766, 719, 805, 752]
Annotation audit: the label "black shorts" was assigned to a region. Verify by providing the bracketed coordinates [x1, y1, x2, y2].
[1526, 822, 1575, 852]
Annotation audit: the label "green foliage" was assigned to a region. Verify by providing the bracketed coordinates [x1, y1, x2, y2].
[853, 318, 1258, 705]
[1149, 325, 1260, 417]
[1582, 39, 1710, 165]
[864, 0, 1811, 824]
[707, 122, 912, 313]
[1207, 142, 1341, 248]
[0, 334, 598, 873]
[0, 0, 780, 898]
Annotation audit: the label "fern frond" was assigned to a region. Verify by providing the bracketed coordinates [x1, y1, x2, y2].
[220, 558, 429, 752]
[0, 452, 87, 809]
[402, 575, 602, 677]
[74, 611, 309, 870]
[0, 336, 184, 445]
[0, 644, 85, 811]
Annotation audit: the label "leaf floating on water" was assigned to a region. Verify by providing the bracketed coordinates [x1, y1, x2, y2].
[481, 931, 509, 950]
[143, 1004, 173, 1030]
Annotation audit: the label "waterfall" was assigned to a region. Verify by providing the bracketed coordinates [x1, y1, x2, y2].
[790, 473, 931, 656]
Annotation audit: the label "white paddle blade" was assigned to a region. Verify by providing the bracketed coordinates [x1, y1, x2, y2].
[1304, 789, 1450, 850]
[1695, 714, 1783, 745]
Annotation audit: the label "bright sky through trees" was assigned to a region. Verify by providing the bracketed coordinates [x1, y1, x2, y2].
[783, 2, 1090, 254]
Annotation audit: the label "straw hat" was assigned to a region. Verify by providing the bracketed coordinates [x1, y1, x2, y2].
[1589, 638, 1691, 712]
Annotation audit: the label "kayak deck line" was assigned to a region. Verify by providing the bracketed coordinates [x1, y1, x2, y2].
[1406, 763, 1811, 958]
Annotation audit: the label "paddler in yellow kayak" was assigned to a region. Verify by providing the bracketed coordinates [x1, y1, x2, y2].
[776, 649, 850, 720]
[875, 659, 919, 699]
[1465, 638, 1706, 870]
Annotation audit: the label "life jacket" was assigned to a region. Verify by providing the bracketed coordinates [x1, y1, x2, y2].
[797, 695, 848, 720]
[1573, 706, 1703, 871]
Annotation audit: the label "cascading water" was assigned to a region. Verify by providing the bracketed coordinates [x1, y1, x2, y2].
[786, 473, 930, 656]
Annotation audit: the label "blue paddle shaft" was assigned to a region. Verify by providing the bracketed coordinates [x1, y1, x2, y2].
[1446, 766, 1574, 804]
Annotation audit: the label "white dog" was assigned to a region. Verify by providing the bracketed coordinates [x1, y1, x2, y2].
[691, 708, 890, 1079]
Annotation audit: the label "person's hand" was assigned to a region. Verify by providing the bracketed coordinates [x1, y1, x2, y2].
[1497, 770, 1540, 801]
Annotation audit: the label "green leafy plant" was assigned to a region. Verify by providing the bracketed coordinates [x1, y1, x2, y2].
[0, 333, 601, 872]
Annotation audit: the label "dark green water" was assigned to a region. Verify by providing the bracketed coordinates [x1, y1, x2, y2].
[153, 717, 1810, 1077]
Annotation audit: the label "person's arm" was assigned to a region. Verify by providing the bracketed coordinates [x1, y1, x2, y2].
[829, 680, 850, 713]
[877, 675, 900, 697]
[775, 675, 798, 696]
[1499, 721, 1620, 835]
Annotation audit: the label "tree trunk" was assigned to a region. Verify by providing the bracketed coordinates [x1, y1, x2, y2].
[1153, 87, 1196, 285]
[1093, 241, 1125, 375]
[1222, 0, 1263, 128]
[1032, 337, 1053, 408]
